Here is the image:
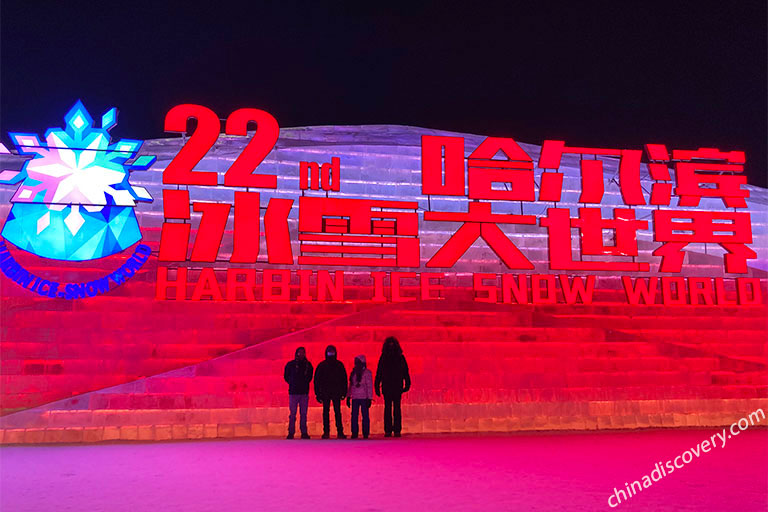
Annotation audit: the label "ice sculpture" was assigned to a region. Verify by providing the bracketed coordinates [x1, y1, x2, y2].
[0, 101, 156, 261]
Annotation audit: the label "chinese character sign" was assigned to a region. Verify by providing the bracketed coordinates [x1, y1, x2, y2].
[2, 102, 761, 306]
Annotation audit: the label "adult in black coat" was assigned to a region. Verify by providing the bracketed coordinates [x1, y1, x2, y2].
[314, 344, 348, 439]
[375, 336, 411, 437]
[283, 346, 313, 439]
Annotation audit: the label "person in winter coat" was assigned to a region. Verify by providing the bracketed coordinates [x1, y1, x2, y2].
[313, 344, 348, 439]
[374, 336, 411, 437]
[283, 346, 313, 439]
[346, 354, 373, 439]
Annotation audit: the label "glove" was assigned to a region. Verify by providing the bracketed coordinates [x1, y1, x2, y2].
[375, 387, 381, 397]
[365, 399, 372, 408]
[346, 397, 350, 408]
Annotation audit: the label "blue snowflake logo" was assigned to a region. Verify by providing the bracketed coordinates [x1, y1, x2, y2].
[0, 101, 156, 261]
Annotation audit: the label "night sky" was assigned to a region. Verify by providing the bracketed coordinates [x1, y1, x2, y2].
[2, 2, 766, 187]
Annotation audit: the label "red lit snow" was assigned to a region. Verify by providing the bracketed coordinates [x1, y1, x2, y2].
[1, 430, 766, 511]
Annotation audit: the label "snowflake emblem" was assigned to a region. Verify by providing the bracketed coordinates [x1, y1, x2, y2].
[1, 101, 156, 261]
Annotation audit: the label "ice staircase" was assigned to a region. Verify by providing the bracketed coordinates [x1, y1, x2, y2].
[1, 294, 765, 444]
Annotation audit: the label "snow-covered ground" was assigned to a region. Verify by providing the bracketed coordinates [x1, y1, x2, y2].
[1, 430, 765, 511]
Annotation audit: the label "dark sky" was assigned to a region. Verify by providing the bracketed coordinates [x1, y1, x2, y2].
[2, 1, 766, 187]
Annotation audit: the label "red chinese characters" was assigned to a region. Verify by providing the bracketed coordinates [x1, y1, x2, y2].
[645, 145, 755, 273]
[540, 208, 649, 271]
[425, 202, 536, 269]
[155, 103, 758, 278]
[537, 140, 646, 205]
[422, 136, 537, 269]
[421, 134, 756, 274]
[159, 104, 287, 263]
[467, 137, 536, 201]
[646, 145, 749, 208]
[653, 210, 755, 273]
[422, 135, 536, 200]
[297, 197, 419, 267]
[159, 191, 294, 264]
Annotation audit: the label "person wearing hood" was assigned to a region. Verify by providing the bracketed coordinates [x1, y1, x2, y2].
[313, 344, 348, 439]
[346, 354, 374, 439]
[375, 336, 411, 437]
[283, 346, 313, 439]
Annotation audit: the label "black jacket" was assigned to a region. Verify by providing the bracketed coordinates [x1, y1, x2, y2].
[284, 358, 313, 395]
[375, 354, 411, 397]
[314, 355, 348, 400]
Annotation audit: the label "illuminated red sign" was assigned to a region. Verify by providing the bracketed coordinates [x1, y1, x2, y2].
[153, 105, 761, 307]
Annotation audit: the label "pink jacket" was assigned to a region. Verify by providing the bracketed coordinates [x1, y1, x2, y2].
[347, 367, 373, 400]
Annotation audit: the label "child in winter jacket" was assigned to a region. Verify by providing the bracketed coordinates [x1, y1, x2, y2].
[346, 354, 373, 439]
